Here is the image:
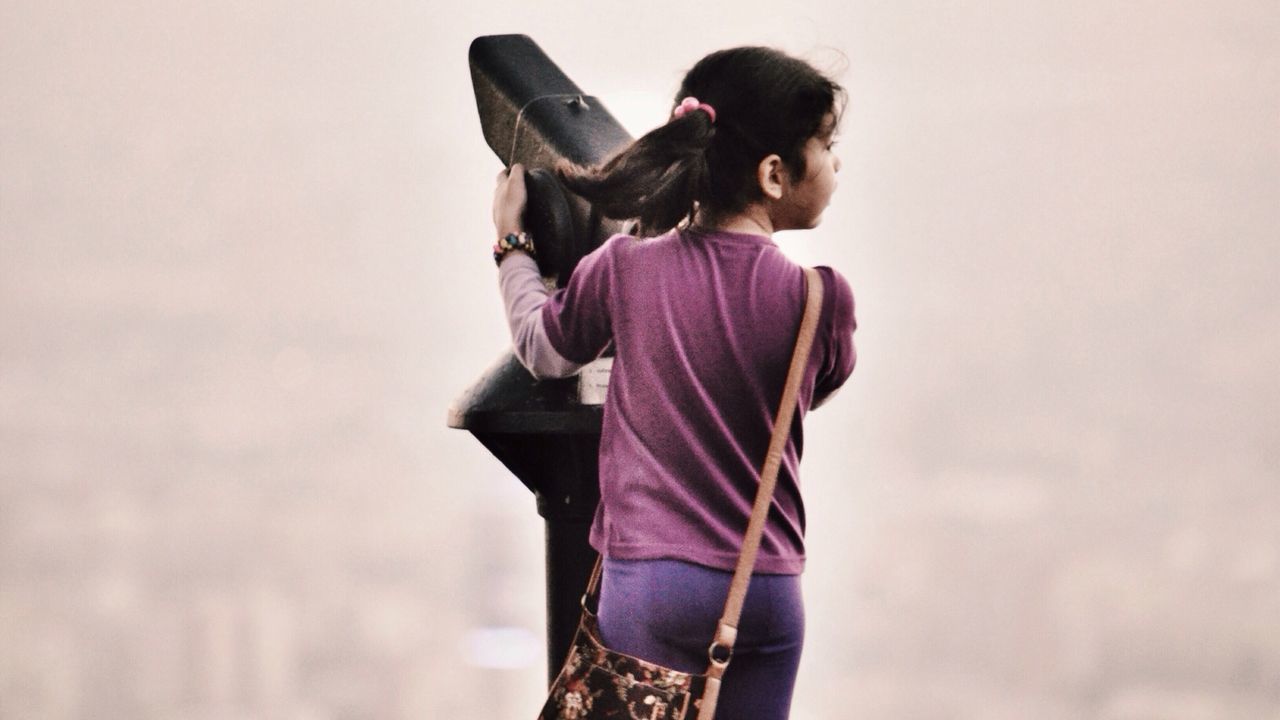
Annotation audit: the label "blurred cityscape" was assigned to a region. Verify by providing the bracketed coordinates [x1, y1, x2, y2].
[2, 1, 1278, 718]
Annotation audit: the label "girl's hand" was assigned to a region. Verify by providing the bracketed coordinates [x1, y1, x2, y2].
[492, 163, 527, 237]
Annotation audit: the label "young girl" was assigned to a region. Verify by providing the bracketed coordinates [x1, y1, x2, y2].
[490, 46, 856, 719]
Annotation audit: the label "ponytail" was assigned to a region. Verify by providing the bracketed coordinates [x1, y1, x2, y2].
[560, 47, 845, 238]
[558, 110, 715, 237]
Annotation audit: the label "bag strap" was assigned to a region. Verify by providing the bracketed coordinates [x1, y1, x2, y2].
[698, 267, 823, 719]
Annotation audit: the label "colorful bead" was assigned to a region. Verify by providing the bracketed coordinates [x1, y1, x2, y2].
[493, 231, 536, 266]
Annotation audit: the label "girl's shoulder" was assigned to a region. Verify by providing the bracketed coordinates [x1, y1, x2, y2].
[609, 228, 679, 248]
[814, 264, 853, 293]
[586, 229, 683, 266]
[812, 264, 856, 334]
[566, 232, 659, 289]
[588, 230, 655, 257]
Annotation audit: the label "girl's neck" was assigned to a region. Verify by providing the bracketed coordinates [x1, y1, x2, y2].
[692, 206, 775, 238]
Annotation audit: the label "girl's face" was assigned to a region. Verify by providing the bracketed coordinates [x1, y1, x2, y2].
[776, 115, 841, 231]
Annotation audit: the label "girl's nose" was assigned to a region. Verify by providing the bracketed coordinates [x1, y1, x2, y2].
[833, 154, 842, 174]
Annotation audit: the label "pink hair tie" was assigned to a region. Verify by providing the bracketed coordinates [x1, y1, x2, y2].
[672, 96, 716, 124]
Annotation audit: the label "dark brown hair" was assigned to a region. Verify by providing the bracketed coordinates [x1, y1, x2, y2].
[559, 47, 845, 236]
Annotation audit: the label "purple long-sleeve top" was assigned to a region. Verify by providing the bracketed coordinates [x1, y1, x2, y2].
[500, 226, 856, 574]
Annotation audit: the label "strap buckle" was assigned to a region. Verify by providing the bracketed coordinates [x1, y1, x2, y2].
[707, 620, 737, 671]
[707, 640, 733, 669]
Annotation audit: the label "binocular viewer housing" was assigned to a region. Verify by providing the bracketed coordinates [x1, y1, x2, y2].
[468, 34, 634, 288]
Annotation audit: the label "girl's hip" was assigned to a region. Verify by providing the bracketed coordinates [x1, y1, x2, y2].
[597, 556, 804, 673]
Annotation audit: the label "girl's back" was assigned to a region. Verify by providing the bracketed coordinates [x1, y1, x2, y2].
[541, 226, 855, 574]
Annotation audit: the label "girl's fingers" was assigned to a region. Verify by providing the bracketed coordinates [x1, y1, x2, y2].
[496, 163, 525, 185]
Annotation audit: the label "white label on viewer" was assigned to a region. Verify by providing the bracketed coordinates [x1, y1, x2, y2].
[578, 357, 613, 405]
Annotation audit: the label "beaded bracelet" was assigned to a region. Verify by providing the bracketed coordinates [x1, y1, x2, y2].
[493, 231, 536, 266]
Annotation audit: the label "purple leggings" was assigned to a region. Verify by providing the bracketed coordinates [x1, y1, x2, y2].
[597, 557, 805, 720]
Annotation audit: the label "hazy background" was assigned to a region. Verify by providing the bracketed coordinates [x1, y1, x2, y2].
[2, 1, 1277, 718]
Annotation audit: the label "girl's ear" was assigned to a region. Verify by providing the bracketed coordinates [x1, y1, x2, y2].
[756, 154, 787, 200]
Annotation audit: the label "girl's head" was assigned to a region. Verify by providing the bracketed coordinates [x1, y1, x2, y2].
[560, 46, 846, 236]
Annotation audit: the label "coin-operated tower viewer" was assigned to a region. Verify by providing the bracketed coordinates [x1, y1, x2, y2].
[447, 34, 633, 684]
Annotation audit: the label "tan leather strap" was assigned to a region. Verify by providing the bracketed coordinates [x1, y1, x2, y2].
[698, 267, 823, 719]
[717, 267, 823, 642]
